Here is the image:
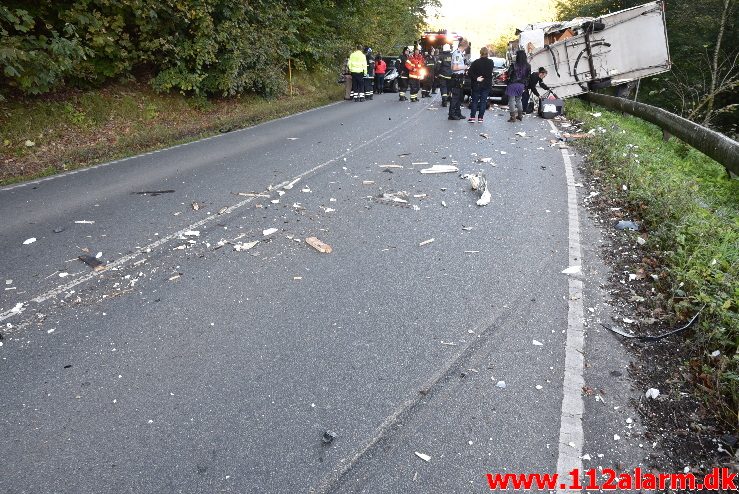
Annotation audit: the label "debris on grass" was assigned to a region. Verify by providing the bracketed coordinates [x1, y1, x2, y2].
[645, 388, 661, 399]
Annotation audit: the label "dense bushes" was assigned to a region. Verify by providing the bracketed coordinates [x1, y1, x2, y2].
[0, 0, 435, 98]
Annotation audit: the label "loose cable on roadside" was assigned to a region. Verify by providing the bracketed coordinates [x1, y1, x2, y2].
[601, 305, 705, 342]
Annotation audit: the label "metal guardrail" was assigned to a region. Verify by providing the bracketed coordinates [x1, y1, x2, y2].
[581, 92, 739, 176]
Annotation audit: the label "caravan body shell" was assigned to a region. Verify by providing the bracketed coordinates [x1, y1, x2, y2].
[525, 1, 671, 99]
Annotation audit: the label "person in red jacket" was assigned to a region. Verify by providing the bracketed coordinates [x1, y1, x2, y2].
[406, 48, 426, 103]
[374, 54, 386, 94]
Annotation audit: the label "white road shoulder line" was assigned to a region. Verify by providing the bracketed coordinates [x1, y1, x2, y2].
[550, 119, 586, 492]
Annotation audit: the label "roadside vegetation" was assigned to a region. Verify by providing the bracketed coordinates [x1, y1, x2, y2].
[567, 99, 739, 428]
[0, 72, 342, 185]
[0, 1, 437, 184]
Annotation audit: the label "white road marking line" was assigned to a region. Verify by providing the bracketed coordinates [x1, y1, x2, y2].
[0, 103, 427, 323]
[0, 101, 343, 192]
[550, 119, 586, 492]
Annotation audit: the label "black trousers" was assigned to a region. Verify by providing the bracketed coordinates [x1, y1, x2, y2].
[409, 78, 420, 100]
[449, 76, 463, 116]
[364, 77, 373, 98]
[398, 76, 408, 96]
[351, 72, 364, 99]
[439, 76, 450, 97]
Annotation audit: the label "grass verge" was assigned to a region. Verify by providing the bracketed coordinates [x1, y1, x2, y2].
[567, 98, 738, 428]
[0, 71, 344, 186]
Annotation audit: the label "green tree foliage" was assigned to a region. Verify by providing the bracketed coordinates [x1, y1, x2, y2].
[556, 0, 738, 134]
[0, 0, 436, 98]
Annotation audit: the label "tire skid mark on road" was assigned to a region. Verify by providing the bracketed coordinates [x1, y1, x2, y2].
[0, 101, 430, 323]
[550, 119, 586, 492]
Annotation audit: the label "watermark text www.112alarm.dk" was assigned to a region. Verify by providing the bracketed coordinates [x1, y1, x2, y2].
[485, 467, 737, 491]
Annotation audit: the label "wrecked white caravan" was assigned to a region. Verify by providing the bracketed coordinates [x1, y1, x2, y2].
[513, 1, 671, 99]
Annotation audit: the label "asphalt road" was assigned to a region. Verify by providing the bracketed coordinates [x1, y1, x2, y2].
[0, 93, 647, 493]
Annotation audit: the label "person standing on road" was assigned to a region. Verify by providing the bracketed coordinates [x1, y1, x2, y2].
[364, 47, 375, 101]
[341, 57, 352, 100]
[397, 47, 410, 102]
[407, 47, 425, 103]
[522, 67, 551, 114]
[448, 38, 469, 120]
[374, 54, 386, 94]
[505, 49, 531, 121]
[467, 46, 495, 122]
[437, 44, 453, 107]
[348, 45, 367, 102]
[422, 49, 435, 98]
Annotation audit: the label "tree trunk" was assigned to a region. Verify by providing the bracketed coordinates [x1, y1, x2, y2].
[704, 0, 732, 125]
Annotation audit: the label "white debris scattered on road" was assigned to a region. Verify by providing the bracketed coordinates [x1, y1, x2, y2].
[623, 318, 635, 324]
[271, 199, 280, 204]
[614, 434, 621, 441]
[495, 380, 506, 389]
[10, 302, 24, 314]
[234, 241, 259, 252]
[515, 132, 527, 137]
[74, 220, 95, 224]
[284, 177, 301, 190]
[263, 228, 279, 236]
[420, 165, 459, 174]
[441, 201, 448, 207]
[561, 266, 581, 275]
[440, 341, 458, 346]
[532, 340, 544, 346]
[535, 385, 543, 390]
[419, 238, 435, 246]
[581, 454, 592, 461]
[645, 388, 661, 399]
[23, 237, 37, 245]
[477, 189, 491, 206]
[411, 162, 429, 165]
[183, 230, 200, 237]
[47, 328, 56, 334]
[287, 137, 299, 140]
[464, 250, 480, 254]
[58, 272, 70, 278]
[414, 452, 431, 462]
[568, 442, 577, 448]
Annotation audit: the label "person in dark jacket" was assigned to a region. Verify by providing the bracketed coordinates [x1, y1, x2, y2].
[364, 47, 375, 100]
[522, 67, 551, 114]
[467, 46, 495, 122]
[436, 44, 453, 107]
[397, 47, 410, 102]
[505, 49, 531, 122]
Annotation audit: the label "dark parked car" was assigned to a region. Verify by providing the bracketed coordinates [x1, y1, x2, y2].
[462, 56, 509, 106]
